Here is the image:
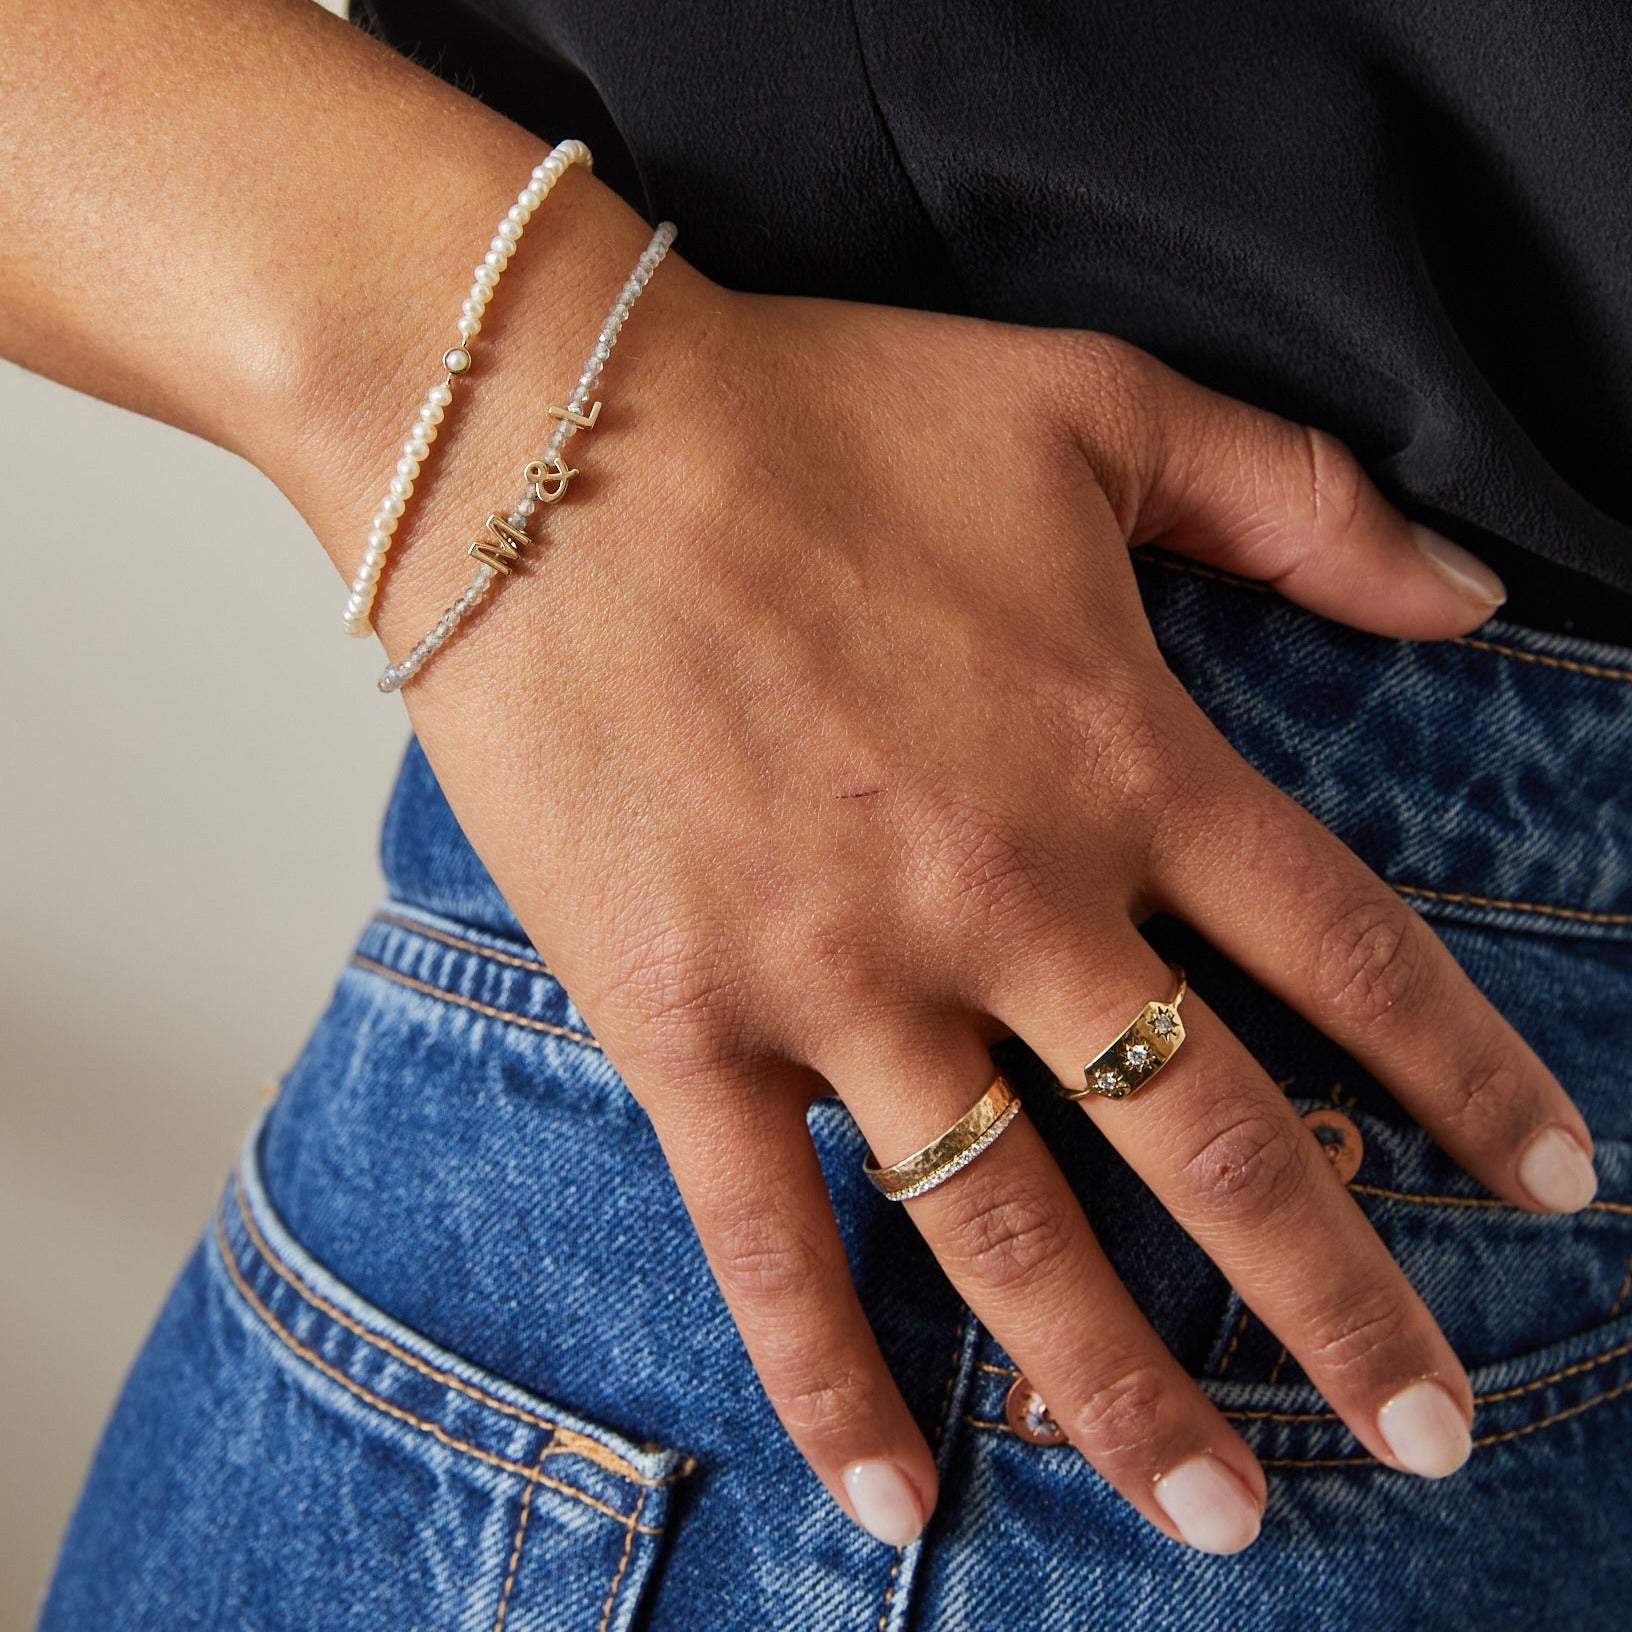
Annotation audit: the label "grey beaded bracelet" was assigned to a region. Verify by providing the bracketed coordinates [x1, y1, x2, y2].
[377, 218, 679, 694]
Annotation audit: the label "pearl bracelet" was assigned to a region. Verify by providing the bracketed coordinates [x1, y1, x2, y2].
[377, 219, 679, 694]
[341, 139, 593, 639]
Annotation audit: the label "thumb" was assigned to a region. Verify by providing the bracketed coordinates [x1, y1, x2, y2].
[1078, 339, 1507, 638]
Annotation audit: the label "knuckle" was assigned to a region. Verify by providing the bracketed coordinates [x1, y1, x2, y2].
[1295, 423, 1367, 538]
[1065, 1358, 1170, 1463]
[1302, 1288, 1413, 1379]
[1176, 1102, 1312, 1220]
[709, 1204, 827, 1306]
[1311, 885, 1436, 1032]
[1443, 1049, 1528, 1137]
[933, 1173, 1072, 1294]
[1058, 671, 1189, 814]
[770, 1365, 868, 1441]
[913, 788, 1050, 937]
[596, 924, 748, 1078]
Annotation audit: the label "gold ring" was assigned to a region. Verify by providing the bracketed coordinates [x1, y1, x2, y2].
[863, 1072, 1023, 1201]
[1058, 965, 1188, 1102]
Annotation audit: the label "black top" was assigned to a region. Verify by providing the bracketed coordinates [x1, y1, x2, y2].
[352, 0, 1632, 639]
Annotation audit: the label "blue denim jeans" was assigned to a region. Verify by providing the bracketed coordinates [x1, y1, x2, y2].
[38, 555, 1632, 1629]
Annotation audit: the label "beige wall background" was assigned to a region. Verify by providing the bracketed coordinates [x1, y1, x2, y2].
[0, 324, 410, 1617]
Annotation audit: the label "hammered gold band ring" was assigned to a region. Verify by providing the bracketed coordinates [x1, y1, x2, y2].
[863, 1072, 1023, 1201]
[1058, 964, 1188, 1103]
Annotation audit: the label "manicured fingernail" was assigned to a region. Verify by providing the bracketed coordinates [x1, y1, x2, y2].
[842, 1459, 925, 1548]
[1411, 524, 1507, 607]
[1378, 1379, 1471, 1478]
[1153, 1453, 1262, 1554]
[1518, 1125, 1598, 1212]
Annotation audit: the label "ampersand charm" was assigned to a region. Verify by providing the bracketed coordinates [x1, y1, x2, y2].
[525, 456, 580, 503]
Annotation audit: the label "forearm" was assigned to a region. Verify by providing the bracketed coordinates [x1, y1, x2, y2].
[0, 0, 708, 595]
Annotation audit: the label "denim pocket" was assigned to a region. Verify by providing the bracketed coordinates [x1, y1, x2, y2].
[40, 1110, 692, 1632]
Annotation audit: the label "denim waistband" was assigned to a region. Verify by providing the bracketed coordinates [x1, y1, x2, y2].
[378, 553, 1632, 945]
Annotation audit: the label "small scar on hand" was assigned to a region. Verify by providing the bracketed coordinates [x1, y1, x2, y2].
[835, 787, 885, 800]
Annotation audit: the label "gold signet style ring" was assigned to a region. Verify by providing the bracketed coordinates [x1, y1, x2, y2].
[1058, 965, 1188, 1103]
[863, 1072, 1023, 1201]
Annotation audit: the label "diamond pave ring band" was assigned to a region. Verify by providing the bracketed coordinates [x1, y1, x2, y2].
[1059, 966, 1188, 1103]
[863, 1072, 1023, 1201]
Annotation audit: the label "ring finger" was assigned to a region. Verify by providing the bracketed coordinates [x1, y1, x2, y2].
[813, 1018, 1269, 1553]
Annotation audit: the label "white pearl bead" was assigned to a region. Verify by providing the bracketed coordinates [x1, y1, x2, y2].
[367, 528, 392, 552]
[457, 315, 480, 339]
[404, 437, 429, 462]
[474, 264, 498, 287]
[507, 204, 530, 226]
[418, 402, 444, 427]
[358, 558, 382, 584]
[484, 250, 506, 272]
[461, 298, 483, 321]
[520, 186, 543, 209]
[428, 382, 453, 407]
[395, 456, 420, 481]
[498, 218, 522, 242]
[470, 283, 492, 306]
[381, 494, 406, 518]
[389, 474, 413, 499]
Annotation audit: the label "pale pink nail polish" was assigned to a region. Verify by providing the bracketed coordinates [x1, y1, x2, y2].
[1517, 1125, 1598, 1212]
[1377, 1379, 1471, 1478]
[841, 1459, 925, 1548]
[1153, 1454, 1262, 1554]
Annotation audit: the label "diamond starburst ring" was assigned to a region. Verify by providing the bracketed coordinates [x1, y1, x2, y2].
[1059, 966, 1188, 1103]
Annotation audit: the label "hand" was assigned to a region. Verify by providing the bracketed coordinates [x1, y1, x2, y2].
[325, 242, 1590, 1557]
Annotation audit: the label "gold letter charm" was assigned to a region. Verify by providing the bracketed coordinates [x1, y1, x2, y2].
[546, 399, 602, 430]
[524, 456, 580, 504]
[467, 512, 530, 575]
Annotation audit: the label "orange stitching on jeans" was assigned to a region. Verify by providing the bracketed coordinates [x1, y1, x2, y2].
[1454, 636, 1632, 686]
[493, 1453, 544, 1632]
[349, 955, 602, 1050]
[974, 1369, 1632, 1466]
[1257, 1372, 1632, 1466]
[1477, 1333, 1632, 1405]
[968, 1333, 1632, 1433]
[374, 909, 553, 973]
[1611, 1255, 1632, 1322]
[1348, 1180, 1632, 1218]
[597, 1489, 646, 1632]
[977, 1360, 1020, 1379]
[232, 1181, 656, 1484]
[212, 1207, 663, 1531]
[878, 1317, 968, 1631]
[1142, 554, 1632, 684]
[1221, 1332, 1632, 1423]
[1394, 885, 1632, 927]
[1266, 1345, 1290, 1386]
[1229, 1331, 1632, 1421]
[1215, 1307, 1251, 1377]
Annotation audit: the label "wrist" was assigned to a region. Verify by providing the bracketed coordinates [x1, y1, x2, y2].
[263, 121, 729, 673]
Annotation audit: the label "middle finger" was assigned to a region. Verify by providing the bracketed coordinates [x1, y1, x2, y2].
[986, 929, 1477, 1479]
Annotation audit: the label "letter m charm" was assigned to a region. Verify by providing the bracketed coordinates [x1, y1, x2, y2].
[467, 513, 530, 574]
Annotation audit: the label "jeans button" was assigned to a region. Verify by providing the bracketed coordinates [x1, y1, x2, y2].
[1302, 1107, 1363, 1183]
[1004, 1375, 1067, 1445]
